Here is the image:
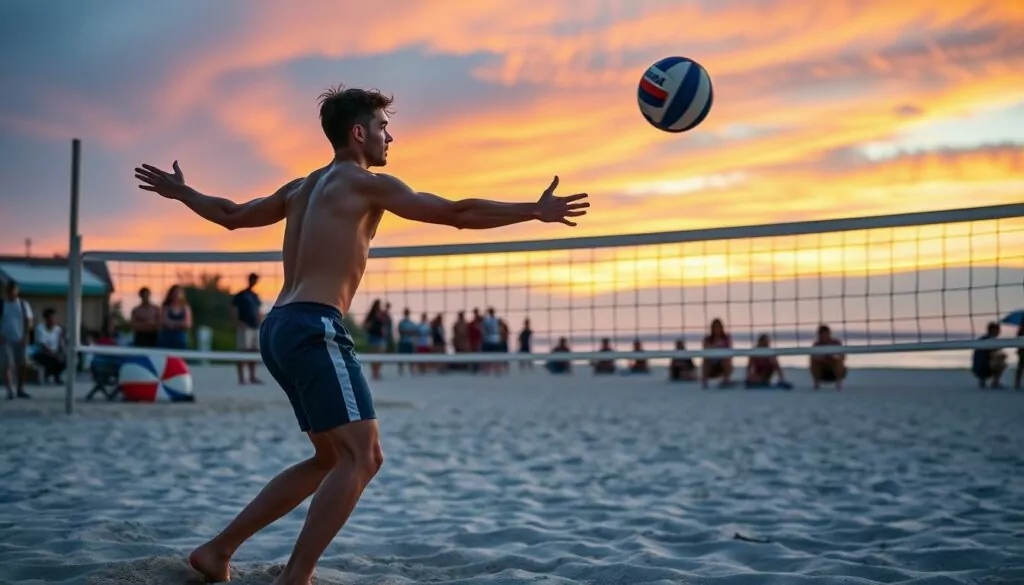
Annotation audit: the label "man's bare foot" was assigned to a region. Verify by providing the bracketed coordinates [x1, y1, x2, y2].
[189, 541, 232, 582]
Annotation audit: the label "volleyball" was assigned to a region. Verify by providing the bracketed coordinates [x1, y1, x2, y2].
[637, 56, 714, 133]
[119, 354, 195, 402]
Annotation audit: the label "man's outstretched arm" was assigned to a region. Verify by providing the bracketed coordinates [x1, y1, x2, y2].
[135, 161, 305, 230]
[368, 174, 589, 230]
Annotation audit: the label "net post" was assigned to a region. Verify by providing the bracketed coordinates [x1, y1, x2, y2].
[65, 138, 82, 416]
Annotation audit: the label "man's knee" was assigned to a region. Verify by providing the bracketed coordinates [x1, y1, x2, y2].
[347, 440, 383, 483]
[311, 449, 338, 470]
[331, 421, 383, 481]
[371, 441, 384, 475]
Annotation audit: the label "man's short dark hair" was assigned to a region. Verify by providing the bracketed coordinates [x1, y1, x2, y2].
[318, 84, 394, 149]
[43, 308, 56, 319]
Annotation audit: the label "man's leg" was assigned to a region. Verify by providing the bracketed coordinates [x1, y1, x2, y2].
[834, 360, 847, 391]
[189, 433, 339, 582]
[991, 362, 1007, 389]
[247, 359, 261, 383]
[235, 327, 246, 384]
[1, 345, 13, 399]
[370, 345, 382, 380]
[720, 359, 734, 386]
[13, 344, 28, 397]
[275, 420, 383, 585]
[810, 359, 822, 390]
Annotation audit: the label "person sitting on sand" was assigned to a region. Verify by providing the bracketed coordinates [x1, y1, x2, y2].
[628, 339, 649, 374]
[971, 321, 1007, 389]
[668, 339, 696, 382]
[810, 324, 846, 391]
[745, 334, 790, 389]
[591, 338, 616, 375]
[546, 337, 572, 374]
[32, 308, 66, 385]
[701, 318, 733, 389]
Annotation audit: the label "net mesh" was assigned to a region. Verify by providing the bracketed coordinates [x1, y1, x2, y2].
[80, 206, 1024, 367]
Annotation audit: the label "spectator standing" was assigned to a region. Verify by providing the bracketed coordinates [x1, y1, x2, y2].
[0, 281, 33, 399]
[159, 284, 192, 350]
[130, 287, 161, 347]
[232, 273, 264, 385]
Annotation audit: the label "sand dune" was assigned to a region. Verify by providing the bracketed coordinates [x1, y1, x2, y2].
[1, 365, 1022, 584]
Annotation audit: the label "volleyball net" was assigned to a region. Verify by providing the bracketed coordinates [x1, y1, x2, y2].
[70, 203, 1024, 369]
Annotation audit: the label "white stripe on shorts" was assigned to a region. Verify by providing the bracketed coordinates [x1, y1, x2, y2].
[320, 316, 362, 422]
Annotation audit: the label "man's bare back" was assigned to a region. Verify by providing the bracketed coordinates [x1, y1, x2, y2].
[133, 85, 588, 585]
[277, 163, 384, 313]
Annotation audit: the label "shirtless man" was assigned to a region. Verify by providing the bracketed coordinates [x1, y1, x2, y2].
[133, 85, 588, 585]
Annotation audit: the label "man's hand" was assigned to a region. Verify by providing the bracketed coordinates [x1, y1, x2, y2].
[536, 176, 589, 226]
[135, 161, 191, 200]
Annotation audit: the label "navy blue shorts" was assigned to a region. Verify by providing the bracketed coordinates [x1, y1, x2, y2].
[259, 302, 376, 433]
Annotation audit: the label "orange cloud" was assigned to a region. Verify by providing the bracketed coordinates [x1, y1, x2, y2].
[6, 0, 1024, 283]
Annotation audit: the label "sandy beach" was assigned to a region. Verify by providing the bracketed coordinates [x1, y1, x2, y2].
[1, 364, 1022, 584]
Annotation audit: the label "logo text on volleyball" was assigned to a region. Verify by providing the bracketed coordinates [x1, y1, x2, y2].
[644, 70, 666, 86]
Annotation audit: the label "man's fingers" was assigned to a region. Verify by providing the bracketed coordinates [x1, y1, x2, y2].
[545, 175, 559, 195]
[138, 185, 158, 192]
[134, 167, 163, 181]
[141, 163, 171, 177]
[565, 210, 587, 217]
[559, 218, 577, 227]
[134, 171, 161, 185]
[566, 202, 590, 210]
[172, 160, 183, 179]
[560, 192, 588, 203]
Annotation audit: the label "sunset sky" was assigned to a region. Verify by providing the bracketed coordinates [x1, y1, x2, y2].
[1, 0, 1022, 259]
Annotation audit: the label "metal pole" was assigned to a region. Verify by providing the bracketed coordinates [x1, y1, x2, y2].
[65, 139, 82, 416]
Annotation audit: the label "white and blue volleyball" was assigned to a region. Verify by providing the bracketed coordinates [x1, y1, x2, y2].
[637, 56, 714, 133]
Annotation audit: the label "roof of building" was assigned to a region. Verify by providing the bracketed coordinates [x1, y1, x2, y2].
[0, 257, 112, 296]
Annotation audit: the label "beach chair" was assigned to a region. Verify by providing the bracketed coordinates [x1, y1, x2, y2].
[85, 356, 123, 401]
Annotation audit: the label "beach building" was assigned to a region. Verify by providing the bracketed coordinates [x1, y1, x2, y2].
[0, 255, 114, 336]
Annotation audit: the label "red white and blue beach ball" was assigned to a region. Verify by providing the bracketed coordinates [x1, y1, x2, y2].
[119, 355, 194, 402]
[637, 56, 714, 133]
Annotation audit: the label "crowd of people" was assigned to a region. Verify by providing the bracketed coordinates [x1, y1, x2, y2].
[125, 273, 264, 385]
[356, 298, 877, 391]
[4, 277, 1022, 398]
[544, 319, 852, 391]
[360, 300, 532, 380]
[0, 281, 66, 399]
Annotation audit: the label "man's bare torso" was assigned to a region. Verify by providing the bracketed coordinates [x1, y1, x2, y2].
[275, 162, 384, 314]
